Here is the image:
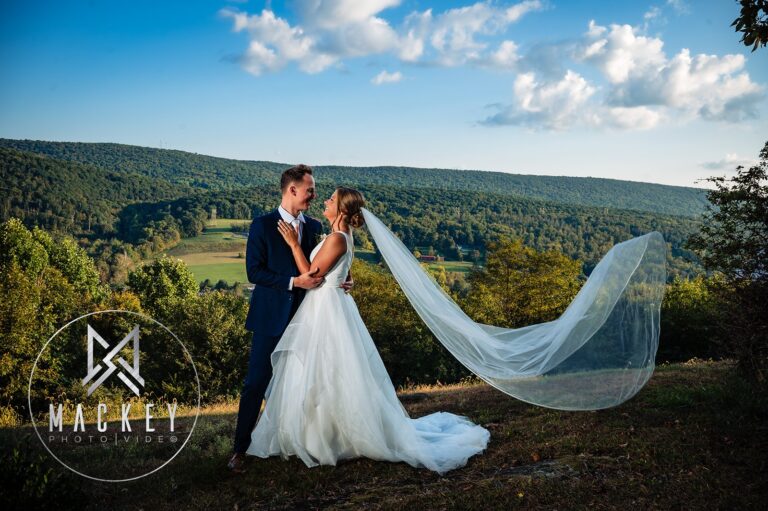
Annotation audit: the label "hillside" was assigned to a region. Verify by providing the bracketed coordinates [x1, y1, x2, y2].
[0, 138, 709, 217]
[0, 147, 193, 235]
[2, 361, 764, 510]
[0, 145, 703, 278]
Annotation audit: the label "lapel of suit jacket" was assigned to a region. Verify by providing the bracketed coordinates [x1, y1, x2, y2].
[269, 209, 283, 245]
[269, 208, 295, 262]
[300, 216, 313, 256]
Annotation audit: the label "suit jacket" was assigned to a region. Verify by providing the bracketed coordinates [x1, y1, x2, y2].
[244, 209, 323, 336]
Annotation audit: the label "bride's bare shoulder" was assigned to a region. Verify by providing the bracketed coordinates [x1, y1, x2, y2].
[315, 231, 346, 252]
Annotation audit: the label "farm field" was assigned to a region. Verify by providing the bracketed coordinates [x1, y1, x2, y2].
[161, 219, 249, 283]
[163, 223, 471, 285]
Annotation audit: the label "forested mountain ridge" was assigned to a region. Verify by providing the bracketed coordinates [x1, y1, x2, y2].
[0, 138, 709, 217]
[31, 173, 699, 277]
[0, 147, 194, 236]
[0, 142, 703, 280]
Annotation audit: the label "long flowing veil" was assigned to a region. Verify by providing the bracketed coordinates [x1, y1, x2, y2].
[361, 208, 666, 410]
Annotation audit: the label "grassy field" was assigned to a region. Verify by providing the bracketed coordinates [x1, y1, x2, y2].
[204, 218, 251, 231]
[3, 360, 766, 510]
[343, 249, 473, 275]
[428, 260, 475, 274]
[165, 219, 247, 258]
[178, 251, 248, 284]
[162, 222, 473, 285]
[188, 263, 247, 284]
[160, 219, 249, 284]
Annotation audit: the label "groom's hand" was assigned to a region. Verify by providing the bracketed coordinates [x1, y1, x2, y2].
[294, 268, 323, 289]
[340, 279, 354, 294]
[340, 271, 353, 294]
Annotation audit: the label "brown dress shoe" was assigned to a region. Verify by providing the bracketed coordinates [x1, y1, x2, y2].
[227, 452, 247, 474]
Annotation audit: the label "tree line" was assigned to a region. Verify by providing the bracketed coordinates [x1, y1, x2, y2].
[0, 215, 741, 420]
[0, 138, 708, 217]
[1, 146, 702, 282]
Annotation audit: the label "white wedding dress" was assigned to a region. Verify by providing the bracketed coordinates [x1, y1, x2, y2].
[246, 231, 490, 474]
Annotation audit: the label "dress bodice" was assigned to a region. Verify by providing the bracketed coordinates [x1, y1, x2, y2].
[309, 231, 353, 288]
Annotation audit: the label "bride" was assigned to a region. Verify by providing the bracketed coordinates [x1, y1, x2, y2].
[246, 187, 491, 474]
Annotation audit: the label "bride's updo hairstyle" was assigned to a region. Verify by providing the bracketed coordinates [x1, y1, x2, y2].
[335, 187, 366, 229]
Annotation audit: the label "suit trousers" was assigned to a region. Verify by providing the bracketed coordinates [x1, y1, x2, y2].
[233, 296, 300, 454]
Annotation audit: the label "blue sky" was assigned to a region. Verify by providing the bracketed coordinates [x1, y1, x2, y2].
[1, 0, 766, 187]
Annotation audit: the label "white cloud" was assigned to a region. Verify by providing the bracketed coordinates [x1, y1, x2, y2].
[488, 40, 520, 69]
[408, 0, 542, 66]
[640, 6, 665, 32]
[643, 6, 662, 22]
[701, 153, 758, 170]
[584, 22, 765, 123]
[603, 106, 662, 130]
[428, 3, 494, 60]
[399, 28, 426, 61]
[220, 3, 400, 76]
[242, 41, 279, 74]
[221, 1, 542, 75]
[666, 0, 690, 15]
[220, 8, 337, 75]
[296, 0, 402, 29]
[322, 16, 400, 57]
[504, 0, 544, 22]
[220, 3, 764, 133]
[371, 70, 403, 85]
[579, 22, 666, 84]
[483, 70, 597, 130]
[486, 20, 764, 131]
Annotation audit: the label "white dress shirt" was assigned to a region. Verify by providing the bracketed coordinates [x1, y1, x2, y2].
[278, 205, 305, 290]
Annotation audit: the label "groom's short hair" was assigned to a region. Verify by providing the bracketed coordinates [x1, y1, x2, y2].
[281, 164, 313, 192]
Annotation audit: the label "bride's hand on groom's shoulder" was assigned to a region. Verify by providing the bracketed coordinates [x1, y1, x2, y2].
[277, 220, 299, 248]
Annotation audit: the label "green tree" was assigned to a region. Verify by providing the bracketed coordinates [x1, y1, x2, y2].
[0, 218, 49, 278]
[732, 0, 768, 51]
[462, 238, 582, 328]
[428, 264, 449, 290]
[127, 256, 197, 320]
[659, 275, 725, 361]
[0, 219, 93, 410]
[688, 140, 768, 386]
[33, 228, 106, 301]
[688, 141, 768, 282]
[351, 259, 468, 385]
[168, 291, 251, 402]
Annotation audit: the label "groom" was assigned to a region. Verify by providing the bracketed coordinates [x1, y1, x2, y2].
[228, 164, 325, 473]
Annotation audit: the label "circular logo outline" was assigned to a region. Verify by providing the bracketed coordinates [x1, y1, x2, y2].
[27, 309, 202, 483]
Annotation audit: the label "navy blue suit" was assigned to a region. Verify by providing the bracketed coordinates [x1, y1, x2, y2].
[234, 208, 322, 454]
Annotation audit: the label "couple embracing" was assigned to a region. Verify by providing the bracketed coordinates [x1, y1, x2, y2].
[227, 164, 490, 475]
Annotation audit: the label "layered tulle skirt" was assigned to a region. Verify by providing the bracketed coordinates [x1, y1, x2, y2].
[246, 285, 490, 474]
